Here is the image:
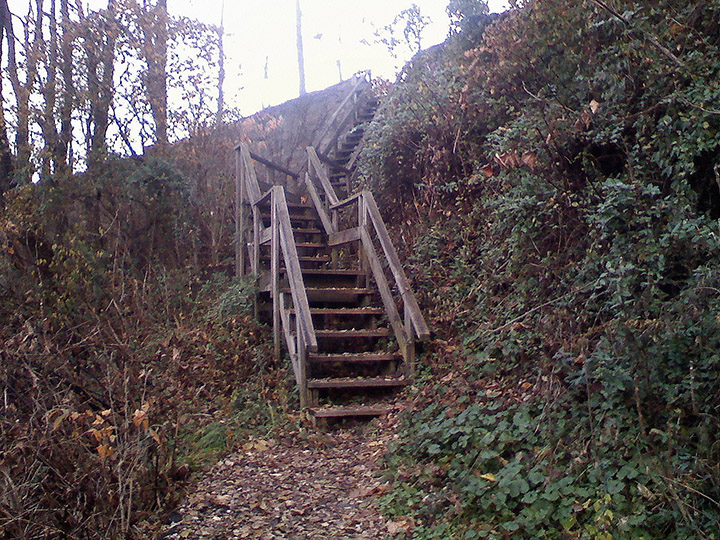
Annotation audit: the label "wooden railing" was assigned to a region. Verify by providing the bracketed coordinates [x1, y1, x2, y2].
[305, 146, 430, 372]
[236, 143, 317, 406]
[312, 71, 372, 158]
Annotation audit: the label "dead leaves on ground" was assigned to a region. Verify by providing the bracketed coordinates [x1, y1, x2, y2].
[162, 430, 396, 539]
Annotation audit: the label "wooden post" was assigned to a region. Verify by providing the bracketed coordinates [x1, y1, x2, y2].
[252, 206, 260, 276]
[235, 147, 245, 276]
[358, 193, 367, 288]
[271, 187, 280, 362]
[297, 317, 308, 408]
[404, 306, 416, 376]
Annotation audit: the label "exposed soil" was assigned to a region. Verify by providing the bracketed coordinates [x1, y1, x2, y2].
[160, 425, 399, 540]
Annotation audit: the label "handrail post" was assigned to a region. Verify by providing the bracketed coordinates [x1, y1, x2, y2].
[297, 316, 308, 408]
[271, 187, 281, 362]
[235, 147, 245, 276]
[358, 193, 368, 287]
[404, 306, 416, 375]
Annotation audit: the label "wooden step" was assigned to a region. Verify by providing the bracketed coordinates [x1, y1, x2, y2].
[315, 329, 391, 338]
[260, 213, 317, 222]
[307, 376, 407, 389]
[262, 255, 330, 263]
[310, 405, 390, 418]
[308, 352, 401, 364]
[298, 269, 365, 277]
[293, 242, 326, 249]
[257, 201, 313, 211]
[299, 287, 373, 302]
[292, 228, 323, 235]
[302, 307, 383, 315]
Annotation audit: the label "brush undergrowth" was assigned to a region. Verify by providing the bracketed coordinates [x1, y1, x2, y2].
[360, 1, 720, 538]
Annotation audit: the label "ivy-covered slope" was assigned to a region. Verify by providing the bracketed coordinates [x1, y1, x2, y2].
[358, 1, 720, 538]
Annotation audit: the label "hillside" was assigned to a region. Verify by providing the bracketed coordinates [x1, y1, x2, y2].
[357, 1, 720, 538]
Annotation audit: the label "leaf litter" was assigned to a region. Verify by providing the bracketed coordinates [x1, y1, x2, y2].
[161, 427, 396, 540]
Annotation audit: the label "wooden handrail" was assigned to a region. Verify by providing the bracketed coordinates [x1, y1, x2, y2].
[303, 145, 430, 346]
[235, 145, 317, 406]
[239, 143, 262, 203]
[307, 147, 340, 206]
[363, 192, 430, 340]
[248, 150, 300, 180]
[272, 185, 317, 350]
[312, 72, 370, 152]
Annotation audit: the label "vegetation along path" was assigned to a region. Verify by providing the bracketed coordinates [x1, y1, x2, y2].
[161, 427, 399, 540]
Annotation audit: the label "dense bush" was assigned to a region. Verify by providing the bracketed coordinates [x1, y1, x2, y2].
[360, 0, 720, 538]
[0, 153, 286, 539]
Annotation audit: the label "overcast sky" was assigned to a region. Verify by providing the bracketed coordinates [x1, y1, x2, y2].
[6, 1, 509, 115]
[195, 0, 510, 114]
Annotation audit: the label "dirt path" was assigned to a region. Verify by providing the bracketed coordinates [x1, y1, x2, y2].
[161, 427, 395, 540]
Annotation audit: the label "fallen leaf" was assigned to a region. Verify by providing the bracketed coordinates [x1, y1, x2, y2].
[521, 151, 537, 170]
[97, 444, 113, 460]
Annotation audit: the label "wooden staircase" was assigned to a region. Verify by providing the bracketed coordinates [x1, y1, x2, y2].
[234, 75, 429, 423]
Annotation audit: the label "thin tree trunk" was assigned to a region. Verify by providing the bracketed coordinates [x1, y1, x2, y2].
[0, 1, 14, 192]
[58, 0, 74, 174]
[215, 1, 225, 126]
[87, 0, 117, 169]
[143, 0, 168, 146]
[296, 0, 306, 96]
[41, 0, 59, 180]
[2, 0, 32, 181]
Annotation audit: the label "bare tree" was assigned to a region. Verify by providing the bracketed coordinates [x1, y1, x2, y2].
[296, 0, 306, 95]
[2, 0, 39, 181]
[86, 1, 119, 168]
[216, 0, 225, 125]
[57, 0, 74, 173]
[0, 0, 14, 189]
[142, 0, 168, 145]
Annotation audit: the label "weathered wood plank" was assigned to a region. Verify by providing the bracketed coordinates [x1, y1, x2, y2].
[235, 148, 244, 276]
[328, 227, 361, 247]
[307, 376, 407, 389]
[274, 187, 318, 352]
[279, 294, 298, 375]
[363, 192, 431, 340]
[311, 405, 390, 418]
[312, 73, 368, 150]
[329, 191, 362, 211]
[240, 143, 262, 203]
[248, 150, 300, 180]
[259, 226, 272, 246]
[304, 172, 335, 235]
[271, 190, 280, 362]
[360, 228, 409, 351]
[307, 147, 340, 206]
[252, 187, 273, 207]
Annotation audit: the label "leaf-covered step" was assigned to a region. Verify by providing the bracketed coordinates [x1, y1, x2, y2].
[291, 287, 374, 302]
[310, 405, 391, 418]
[308, 352, 402, 364]
[307, 376, 407, 389]
[315, 328, 391, 339]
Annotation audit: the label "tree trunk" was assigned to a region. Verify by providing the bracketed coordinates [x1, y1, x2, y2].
[296, 0, 306, 96]
[58, 0, 74, 174]
[41, 0, 59, 180]
[0, 0, 14, 192]
[87, 1, 117, 169]
[143, 0, 168, 146]
[215, 2, 225, 126]
[2, 0, 33, 181]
